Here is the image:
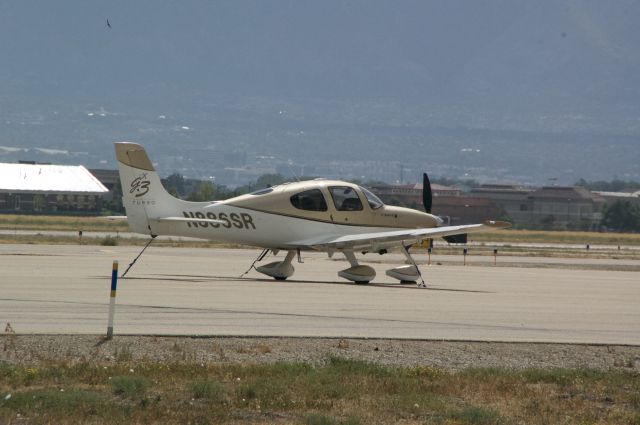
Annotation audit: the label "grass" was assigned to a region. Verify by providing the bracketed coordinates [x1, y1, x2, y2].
[470, 228, 640, 246]
[190, 379, 226, 402]
[110, 375, 149, 398]
[2, 214, 639, 261]
[2, 214, 640, 246]
[1, 358, 638, 424]
[0, 214, 128, 232]
[100, 235, 119, 246]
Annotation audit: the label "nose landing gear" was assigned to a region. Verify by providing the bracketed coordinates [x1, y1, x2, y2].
[255, 250, 296, 280]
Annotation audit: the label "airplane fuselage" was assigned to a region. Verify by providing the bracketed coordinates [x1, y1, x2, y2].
[139, 180, 439, 249]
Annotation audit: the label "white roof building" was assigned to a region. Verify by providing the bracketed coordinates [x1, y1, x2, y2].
[593, 190, 640, 206]
[0, 163, 108, 194]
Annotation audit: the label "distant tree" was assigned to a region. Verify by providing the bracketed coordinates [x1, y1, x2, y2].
[539, 215, 556, 230]
[187, 181, 215, 202]
[163, 173, 186, 197]
[102, 178, 124, 214]
[576, 178, 640, 192]
[210, 184, 235, 200]
[495, 210, 513, 224]
[167, 187, 179, 198]
[361, 179, 388, 187]
[432, 177, 480, 191]
[255, 173, 286, 188]
[600, 201, 640, 232]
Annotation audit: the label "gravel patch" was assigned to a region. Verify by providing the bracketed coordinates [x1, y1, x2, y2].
[2, 335, 640, 371]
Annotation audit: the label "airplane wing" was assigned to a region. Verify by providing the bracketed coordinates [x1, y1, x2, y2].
[290, 220, 510, 252]
[101, 215, 128, 220]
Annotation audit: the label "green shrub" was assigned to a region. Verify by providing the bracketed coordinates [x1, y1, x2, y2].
[304, 414, 362, 425]
[1, 388, 122, 419]
[111, 375, 149, 398]
[445, 406, 503, 425]
[190, 380, 225, 402]
[100, 235, 119, 246]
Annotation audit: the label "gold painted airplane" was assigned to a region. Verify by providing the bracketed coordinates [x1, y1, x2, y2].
[115, 142, 509, 287]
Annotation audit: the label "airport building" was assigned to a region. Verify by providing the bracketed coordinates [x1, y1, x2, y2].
[0, 162, 109, 214]
[369, 182, 461, 208]
[372, 182, 607, 229]
[369, 182, 503, 225]
[470, 185, 605, 230]
[87, 168, 120, 202]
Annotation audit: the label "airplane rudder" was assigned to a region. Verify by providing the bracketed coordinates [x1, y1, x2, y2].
[114, 142, 184, 215]
[114, 142, 155, 172]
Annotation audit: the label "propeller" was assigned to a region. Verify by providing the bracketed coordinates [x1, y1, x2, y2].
[422, 172, 432, 214]
[423, 171, 467, 242]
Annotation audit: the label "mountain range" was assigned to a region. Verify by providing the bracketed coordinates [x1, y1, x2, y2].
[1, 1, 638, 186]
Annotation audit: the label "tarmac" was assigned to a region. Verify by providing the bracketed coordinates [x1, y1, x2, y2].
[1, 244, 639, 345]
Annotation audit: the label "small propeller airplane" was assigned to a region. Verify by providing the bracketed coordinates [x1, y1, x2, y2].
[114, 142, 510, 287]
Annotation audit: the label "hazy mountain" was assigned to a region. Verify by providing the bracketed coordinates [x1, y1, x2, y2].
[1, 1, 638, 185]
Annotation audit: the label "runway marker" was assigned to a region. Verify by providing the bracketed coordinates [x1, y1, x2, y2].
[106, 261, 118, 339]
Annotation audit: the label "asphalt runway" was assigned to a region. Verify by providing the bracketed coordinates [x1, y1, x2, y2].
[1, 244, 639, 344]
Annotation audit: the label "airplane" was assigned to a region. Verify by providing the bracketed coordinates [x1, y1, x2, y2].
[114, 142, 510, 287]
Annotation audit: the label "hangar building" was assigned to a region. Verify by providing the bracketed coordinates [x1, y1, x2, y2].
[0, 162, 109, 214]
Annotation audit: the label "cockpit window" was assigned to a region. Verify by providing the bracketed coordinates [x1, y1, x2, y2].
[330, 186, 363, 211]
[360, 186, 384, 209]
[250, 187, 273, 196]
[290, 189, 328, 211]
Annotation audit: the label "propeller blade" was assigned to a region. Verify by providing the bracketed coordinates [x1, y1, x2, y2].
[422, 172, 433, 213]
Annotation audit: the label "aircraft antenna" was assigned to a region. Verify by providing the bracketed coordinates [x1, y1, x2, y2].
[286, 160, 301, 182]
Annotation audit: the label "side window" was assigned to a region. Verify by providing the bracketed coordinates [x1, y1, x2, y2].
[290, 189, 328, 211]
[330, 186, 363, 211]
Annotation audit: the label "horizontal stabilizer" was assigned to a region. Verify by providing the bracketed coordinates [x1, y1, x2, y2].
[443, 233, 467, 244]
[151, 216, 226, 225]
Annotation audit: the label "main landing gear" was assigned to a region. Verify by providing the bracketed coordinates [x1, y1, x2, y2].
[339, 247, 427, 288]
[250, 247, 427, 288]
[338, 251, 376, 283]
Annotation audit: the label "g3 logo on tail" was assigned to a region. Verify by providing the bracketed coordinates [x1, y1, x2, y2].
[130, 173, 151, 197]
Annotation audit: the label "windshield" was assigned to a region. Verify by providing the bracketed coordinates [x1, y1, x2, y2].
[329, 186, 363, 211]
[360, 187, 384, 209]
[249, 187, 273, 196]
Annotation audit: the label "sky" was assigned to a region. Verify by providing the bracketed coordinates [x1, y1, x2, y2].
[1, 1, 638, 184]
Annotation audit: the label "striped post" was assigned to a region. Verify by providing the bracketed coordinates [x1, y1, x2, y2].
[106, 261, 118, 339]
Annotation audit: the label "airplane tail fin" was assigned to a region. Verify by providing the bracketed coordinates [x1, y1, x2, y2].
[114, 142, 191, 235]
